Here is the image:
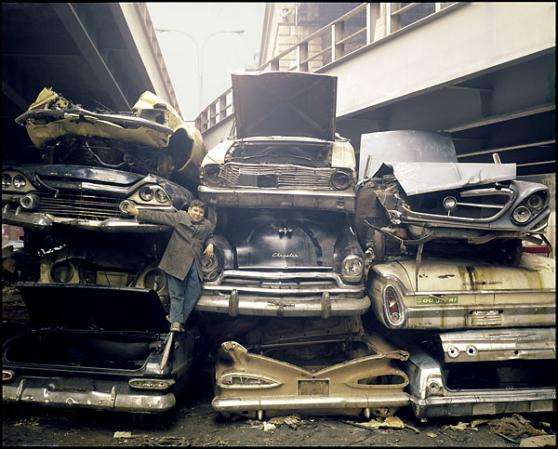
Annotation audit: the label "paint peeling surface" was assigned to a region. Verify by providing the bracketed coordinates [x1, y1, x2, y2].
[369, 255, 555, 329]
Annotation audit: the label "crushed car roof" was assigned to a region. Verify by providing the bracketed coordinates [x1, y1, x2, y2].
[232, 72, 337, 141]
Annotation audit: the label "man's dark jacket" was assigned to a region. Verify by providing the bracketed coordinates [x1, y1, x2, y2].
[137, 210, 214, 280]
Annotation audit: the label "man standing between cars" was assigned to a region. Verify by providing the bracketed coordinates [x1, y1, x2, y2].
[126, 199, 214, 332]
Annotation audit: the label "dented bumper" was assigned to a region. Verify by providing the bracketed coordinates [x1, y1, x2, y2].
[199, 185, 355, 212]
[3, 376, 176, 413]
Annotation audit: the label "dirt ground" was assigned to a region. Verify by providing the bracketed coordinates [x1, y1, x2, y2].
[2, 287, 555, 447]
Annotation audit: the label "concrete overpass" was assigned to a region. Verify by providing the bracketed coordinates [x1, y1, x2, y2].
[196, 2, 555, 177]
[2, 2, 180, 162]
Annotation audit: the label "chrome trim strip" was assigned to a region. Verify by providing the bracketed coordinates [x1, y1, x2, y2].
[199, 185, 355, 198]
[203, 285, 364, 295]
[212, 392, 409, 412]
[196, 294, 370, 317]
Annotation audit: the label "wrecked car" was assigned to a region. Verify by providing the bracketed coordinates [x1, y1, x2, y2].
[195, 208, 370, 318]
[212, 317, 410, 419]
[400, 328, 556, 419]
[369, 254, 555, 330]
[14, 88, 206, 189]
[199, 72, 356, 213]
[355, 130, 551, 263]
[2, 164, 193, 232]
[2, 284, 202, 413]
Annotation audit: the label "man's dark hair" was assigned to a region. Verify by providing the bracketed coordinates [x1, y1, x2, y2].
[188, 199, 206, 211]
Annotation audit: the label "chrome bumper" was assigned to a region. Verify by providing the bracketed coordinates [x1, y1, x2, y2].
[196, 293, 370, 318]
[2, 210, 167, 233]
[405, 349, 556, 419]
[199, 186, 355, 212]
[213, 393, 409, 416]
[3, 377, 176, 413]
[439, 328, 556, 363]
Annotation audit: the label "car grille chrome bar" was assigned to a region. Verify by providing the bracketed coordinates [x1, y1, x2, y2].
[37, 193, 123, 219]
[219, 163, 334, 189]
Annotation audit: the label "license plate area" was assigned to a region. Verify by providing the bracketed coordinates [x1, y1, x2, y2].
[298, 379, 329, 396]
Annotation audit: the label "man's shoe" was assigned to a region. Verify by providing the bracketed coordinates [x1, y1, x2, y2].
[170, 322, 183, 332]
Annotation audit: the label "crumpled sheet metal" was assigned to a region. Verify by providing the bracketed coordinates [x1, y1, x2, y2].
[386, 161, 517, 196]
[19, 88, 203, 156]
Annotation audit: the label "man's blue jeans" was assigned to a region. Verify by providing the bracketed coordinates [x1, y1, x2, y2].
[167, 264, 201, 325]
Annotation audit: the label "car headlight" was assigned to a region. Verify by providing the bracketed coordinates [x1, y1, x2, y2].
[526, 192, 546, 210]
[341, 255, 363, 282]
[155, 188, 169, 203]
[50, 261, 78, 284]
[20, 193, 39, 210]
[143, 268, 167, 293]
[512, 205, 532, 224]
[139, 185, 154, 202]
[382, 285, 405, 327]
[202, 164, 222, 187]
[12, 175, 27, 189]
[2, 173, 12, 188]
[331, 170, 352, 190]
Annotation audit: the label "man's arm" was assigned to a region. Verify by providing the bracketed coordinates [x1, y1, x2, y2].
[126, 203, 179, 227]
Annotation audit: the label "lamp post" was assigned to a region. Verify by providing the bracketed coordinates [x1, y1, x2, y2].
[155, 28, 244, 115]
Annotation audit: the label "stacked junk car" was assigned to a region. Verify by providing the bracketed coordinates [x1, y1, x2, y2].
[2, 73, 556, 421]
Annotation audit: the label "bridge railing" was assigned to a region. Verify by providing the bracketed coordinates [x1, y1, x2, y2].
[195, 2, 462, 134]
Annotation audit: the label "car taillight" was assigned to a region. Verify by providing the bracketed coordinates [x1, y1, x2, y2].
[129, 378, 175, 391]
[382, 285, 405, 327]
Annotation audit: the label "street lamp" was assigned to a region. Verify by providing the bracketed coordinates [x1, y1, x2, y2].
[155, 28, 244, 114]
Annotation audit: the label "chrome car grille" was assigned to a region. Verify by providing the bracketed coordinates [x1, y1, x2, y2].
[37, 193, 124, 220]
[406, 186, 515, 222]
[219, 163, 334, 190]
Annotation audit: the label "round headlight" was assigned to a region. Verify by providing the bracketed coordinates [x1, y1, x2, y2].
[51, 261, 77, 284]
[155, 188, 169, 203]
[383, 285, 405, 326]
[331, 170, 352, 190]
[202, 164, 221, 187]
[512, 205, 532, 224]
[143, 268, 166, 293]
[527, 193, 545, 210]
[2, 173, 12, 188]
[342, 255, 363, 282]
[20, 193, 39, 210]
[13, 175, 27, 189]
[443, 196, 457, 211]
[139, 186, 154, 202]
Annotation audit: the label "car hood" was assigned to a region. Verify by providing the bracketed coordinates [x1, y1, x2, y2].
[232, 72, 336, 141]
[17, 283, 168, 332]
[359, 130, 516, 196]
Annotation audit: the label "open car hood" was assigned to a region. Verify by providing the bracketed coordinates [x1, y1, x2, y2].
[232, 72, 336, 141]
[359, 130, 516, 196]
[18, 283, 168, 332]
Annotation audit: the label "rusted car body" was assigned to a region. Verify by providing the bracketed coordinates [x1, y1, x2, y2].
[2, 284, 201, 413]
[196, 208, 370, 318]
[2, 164, 192, 233]
[404, 341, 556, 419]
[199, 72, 356, 213]
[369, 254, 555, 329]
[355, 131, 550, 263]
[212, 317, 409, 418]
[14, 89, 206, 189]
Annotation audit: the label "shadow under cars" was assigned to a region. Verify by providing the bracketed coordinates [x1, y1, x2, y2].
[199, 72, 356, 213]
[2, 284, 202, 413]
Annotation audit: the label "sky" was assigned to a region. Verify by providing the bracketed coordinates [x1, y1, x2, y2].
[147, 3, 266, 121]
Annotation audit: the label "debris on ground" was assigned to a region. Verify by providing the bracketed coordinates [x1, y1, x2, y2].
[426, 432, 438, 438]
[114, 432, 133, 439]
[343, 415, 418, 433]
[488, 414, 548, 444]
[262, 422, 276, 432]
[268, 415, 303, 429]
[519, 435, 556, 447]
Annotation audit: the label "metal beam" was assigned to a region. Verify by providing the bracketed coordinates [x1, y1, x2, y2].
[2, 82, 28, 110]
[444, 104, 555, 133]
[51, 3, 130, 110]
[517, 160, 556, 168]
[458, 139, 556, 159]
